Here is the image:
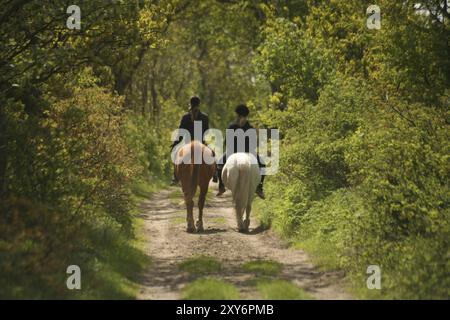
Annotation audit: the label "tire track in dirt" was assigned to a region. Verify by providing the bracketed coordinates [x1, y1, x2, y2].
[137, 184, 352, 300]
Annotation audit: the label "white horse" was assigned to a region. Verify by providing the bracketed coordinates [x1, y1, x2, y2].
[221, 153, 261, 232]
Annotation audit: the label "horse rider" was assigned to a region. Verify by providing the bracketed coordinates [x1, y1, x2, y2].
[170, 96, 212, 185]
[216, 104, 266, 199]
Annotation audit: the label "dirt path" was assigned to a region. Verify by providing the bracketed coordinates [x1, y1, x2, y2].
[137, 184, 351, 300]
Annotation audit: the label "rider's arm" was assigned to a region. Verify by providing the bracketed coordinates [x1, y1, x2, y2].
[171, 114, 188, 149]
[204, 115, 209, 132]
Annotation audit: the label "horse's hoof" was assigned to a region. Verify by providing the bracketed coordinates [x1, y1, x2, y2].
[244, 219, 250, 230]
[196, 221, 204, 233]
[186, 226, 196, 233]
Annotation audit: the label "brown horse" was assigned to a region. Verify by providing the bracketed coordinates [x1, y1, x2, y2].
[175, 141, 216, 233]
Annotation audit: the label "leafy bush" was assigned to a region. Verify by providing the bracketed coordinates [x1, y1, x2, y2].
[255, 75, 449, 298]
[253, 1, 449, 299]
[0, 197, 85, 298]
[0, 81, 165, 298]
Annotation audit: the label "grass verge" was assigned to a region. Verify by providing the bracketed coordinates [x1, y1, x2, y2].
[182, 278, 240, 300]
[256, 279, 313, 300]
[179, 256, 222, 275]
[242, 260, 282, 276]
[68, 179, 160, 299]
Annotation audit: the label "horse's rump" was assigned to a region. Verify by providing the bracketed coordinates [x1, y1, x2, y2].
[176, 141, 215, 195]
[222, 153, 261, 210]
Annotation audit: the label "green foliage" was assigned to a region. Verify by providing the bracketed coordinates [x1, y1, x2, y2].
[178, 256, 222, 275]
[0, 197, 84, 298]
[256, 279, 313, 300]
[0, 69, 165, 297]
[129, 0, 268, 129]
[182, 278, 240, 300]
[255, 17, 335, 102]
[256, 75, 449, 298]
[242, 260, 283, 276]
[125, 114, 172, 184]
[0, 197, 150, 299]
[368, 0, 450, 106]
[254, 1, 450, 299]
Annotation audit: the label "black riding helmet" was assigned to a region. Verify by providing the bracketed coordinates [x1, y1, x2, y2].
[190, 96, 201, 109]
[235, 104, 249, 116]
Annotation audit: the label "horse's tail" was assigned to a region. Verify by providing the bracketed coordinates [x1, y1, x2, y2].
[225, 162, 250, 213]
[238, 165, 252, 211]
[189, 143, 200, 197]
[190, 163, 199, 196]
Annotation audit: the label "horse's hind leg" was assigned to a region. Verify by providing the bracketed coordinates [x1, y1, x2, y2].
[244, 204, 251, 232]
[185, 195, 195, 233]
[196, 185, 207, 232]
[236, 207, 246, 232]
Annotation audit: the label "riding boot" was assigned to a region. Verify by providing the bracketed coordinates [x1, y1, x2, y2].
[170, 165, 178, 186]
[216, 167, 226, 196]
[260, 174, 265, 185]
[256, 175, 265, 199]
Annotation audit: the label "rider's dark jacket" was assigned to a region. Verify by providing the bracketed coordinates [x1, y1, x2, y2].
[225, 121, 257, 155]
[172, 111, 209, 148]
